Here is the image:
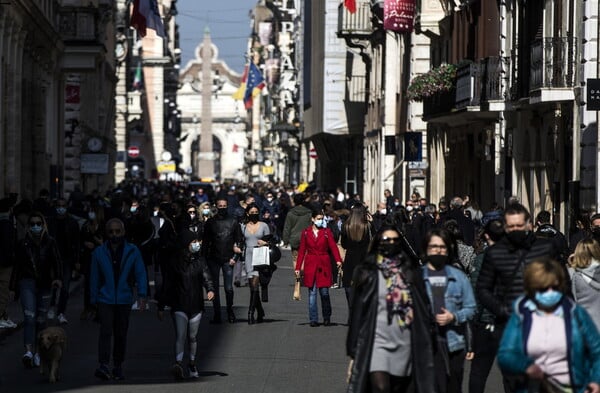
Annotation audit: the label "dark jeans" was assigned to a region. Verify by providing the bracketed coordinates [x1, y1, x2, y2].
[18, 279, 51, 348]
[56, 264, 72, 314]
[468, 322, 500, 393]
[434, 345, 466, 393]
[208, 261, 234, 319]
[97, 304, 132, 366]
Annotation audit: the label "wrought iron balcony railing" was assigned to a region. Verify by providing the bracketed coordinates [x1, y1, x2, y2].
[455, 63, 480, 109]
[337, 0, 373, 39]
[423, 88, 456, 119]
[530, 37, 575, 90]
[479, 56, 508, 102]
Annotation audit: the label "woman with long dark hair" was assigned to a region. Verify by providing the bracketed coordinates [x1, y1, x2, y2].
[241, 203, 270, 324]
[346, 225, 435, 393]
[341, 204, 372, 308]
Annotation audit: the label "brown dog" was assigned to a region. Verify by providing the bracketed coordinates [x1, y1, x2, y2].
[37, 326, 67, 383]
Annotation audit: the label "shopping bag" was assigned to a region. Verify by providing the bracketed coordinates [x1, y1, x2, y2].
[293, 277, 301, 301]
[252, 246, 270, 267]
[336, 267, 343, 288]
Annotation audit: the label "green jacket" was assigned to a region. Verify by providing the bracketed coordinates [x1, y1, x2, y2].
[282, 205, 312, 249]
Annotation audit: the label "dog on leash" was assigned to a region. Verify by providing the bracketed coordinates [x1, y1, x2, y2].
[37, 326, 67, 383]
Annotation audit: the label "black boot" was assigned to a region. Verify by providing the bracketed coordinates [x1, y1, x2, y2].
[227, 307, 236, 323]
[247, 291, 256, 325]
[255, 290, 265, 323]
[260, 285, 269, 303]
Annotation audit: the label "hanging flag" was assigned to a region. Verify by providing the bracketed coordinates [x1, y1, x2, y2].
[131, 0, 166, 38]
[243, 63, 265, 109]
[132, 62, 143, 90]
[232, 64, 249, 101]
[344, 0, 357, 13]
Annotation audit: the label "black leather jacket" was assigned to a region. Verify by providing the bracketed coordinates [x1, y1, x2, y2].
[202, 214, 243, 263]
[157, 250, 215, 315]
[346, 255, 435, 393]
[11, 233, 62, 291]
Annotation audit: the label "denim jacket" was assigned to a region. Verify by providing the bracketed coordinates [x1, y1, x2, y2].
[498, 296, 600, 393]
[422, 265, 476, 352]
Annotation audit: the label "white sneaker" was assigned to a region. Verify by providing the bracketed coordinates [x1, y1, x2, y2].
[47, 308, 56, 320]
[33, 353, 41, 367]
[0, 318, 17, 328]
[131, 301, 139, 310]
[57, 313, 68, 325]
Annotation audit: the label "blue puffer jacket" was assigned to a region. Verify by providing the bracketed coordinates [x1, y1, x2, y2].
[90, 241, 147, 305]
[498, 295, 600, 393]
[422, 265, 476, 352]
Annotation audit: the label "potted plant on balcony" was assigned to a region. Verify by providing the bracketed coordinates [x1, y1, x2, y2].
[406, 63, 457, 101]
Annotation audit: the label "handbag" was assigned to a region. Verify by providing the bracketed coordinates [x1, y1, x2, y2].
[336, 266, 343, 288]
[293, 277, 301, 301]
[252, 246, 270, 267]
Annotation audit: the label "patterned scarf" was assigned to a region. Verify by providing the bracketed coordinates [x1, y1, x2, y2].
[377, 255, 413, 328]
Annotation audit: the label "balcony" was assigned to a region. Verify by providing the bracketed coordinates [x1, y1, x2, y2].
[455, 63, 480, 109]
[422, 88, 455, 120]
[337, 0, 373, 39]
[479, 56, 508, 110]
[529, 37, 576, 103]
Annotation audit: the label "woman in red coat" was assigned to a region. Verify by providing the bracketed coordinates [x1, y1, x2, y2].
[295, 210, 342, 327]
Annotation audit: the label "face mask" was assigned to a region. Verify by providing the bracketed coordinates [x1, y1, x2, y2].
[153, 211, 159, 217]
[189, 213, 196, 220]
[380, 208, 387, 215]
[314, 219, 324, 228]
[56, 207, 67, 215]
[428, 254, 448, 270]
[406, 206, 414, 212]
[88, 212, 96, 220]
[130, 206, 138, 213]
[109, 236, 124, 245]
[534, 289, 563, 309]
[267, 197, 273, 202]
[249, 213, 260, 222]
[394, 202, 400, 207]
[217, 208, 228, 217]
[30, 225, 43, 235]
[202, 208, 211, 216]
[378, 243, 402, 257]
[592, 227, 600, 239]
[190, 242, 201, 253]
[506, 230, 529, 247]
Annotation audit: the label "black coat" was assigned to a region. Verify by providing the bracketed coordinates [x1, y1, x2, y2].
[157, 251, 215, 315]
[340, 225, 371, 288]
[11, 233, 62, 291]
[202, 215, 243, 263]
[476, 233, 557, 322]
[346, 255, 436, 393]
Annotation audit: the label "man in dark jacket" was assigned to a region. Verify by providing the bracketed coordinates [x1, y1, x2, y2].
[441, 196, 475, 246]
[476, 203, 557, 392]
[534, 210, 568, 262]
[282, 193, 312, 269]
[47, 197, 80, 325]
[202, 198, 243, 324]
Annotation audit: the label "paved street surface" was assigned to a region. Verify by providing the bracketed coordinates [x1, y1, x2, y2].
[0, 249, 504, 392]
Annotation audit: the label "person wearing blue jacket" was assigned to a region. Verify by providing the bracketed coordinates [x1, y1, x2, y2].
[422, 228, 476, 393]
[498, 258, 600, 393]
[90, 218, 148, 381]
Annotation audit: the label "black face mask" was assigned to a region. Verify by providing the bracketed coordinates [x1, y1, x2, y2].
[506, 230, 529, 247]
[428, 254, 448, 270]
[378, 243, 402, 257]
[109, 236, 124, 246]
[217, 208, 228, 217]
[592, 227, 600, 240]
[249, 213, 259, 223]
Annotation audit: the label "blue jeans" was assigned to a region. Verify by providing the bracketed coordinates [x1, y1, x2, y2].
[208, 261, 234, 319]
[308, 282, 331, 323]
[19, 279, 51, 348]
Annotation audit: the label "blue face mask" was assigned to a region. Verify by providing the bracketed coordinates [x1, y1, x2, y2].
[190, 242, 201, 253]
[30, 224, 43, 235]
[202, 208, 211, 216]
[56, 207, 67, 215]
[535, 289, 563, 309]
[130, 206, 138, 213]
[88, 212, 96, 221]
[314, 219, 324, 228]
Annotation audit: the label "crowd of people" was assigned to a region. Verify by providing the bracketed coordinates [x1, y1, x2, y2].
[1, 180, 600, 392]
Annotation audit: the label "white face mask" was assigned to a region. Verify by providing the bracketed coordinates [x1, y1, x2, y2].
[190, 242, 201, 253]
[380, 208, 387, 215]
[406, 206, 414, 212]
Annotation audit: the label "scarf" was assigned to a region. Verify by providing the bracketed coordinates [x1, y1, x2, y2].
[377, 255, 413, 328]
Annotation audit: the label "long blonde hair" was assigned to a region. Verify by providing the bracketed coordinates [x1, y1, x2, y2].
[569, 238, 600, 269]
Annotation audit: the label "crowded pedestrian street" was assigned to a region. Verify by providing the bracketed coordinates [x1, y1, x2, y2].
[0, 248, 505, 393]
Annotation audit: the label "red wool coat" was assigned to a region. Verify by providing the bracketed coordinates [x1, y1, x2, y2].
[295, 227, 342, 288]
